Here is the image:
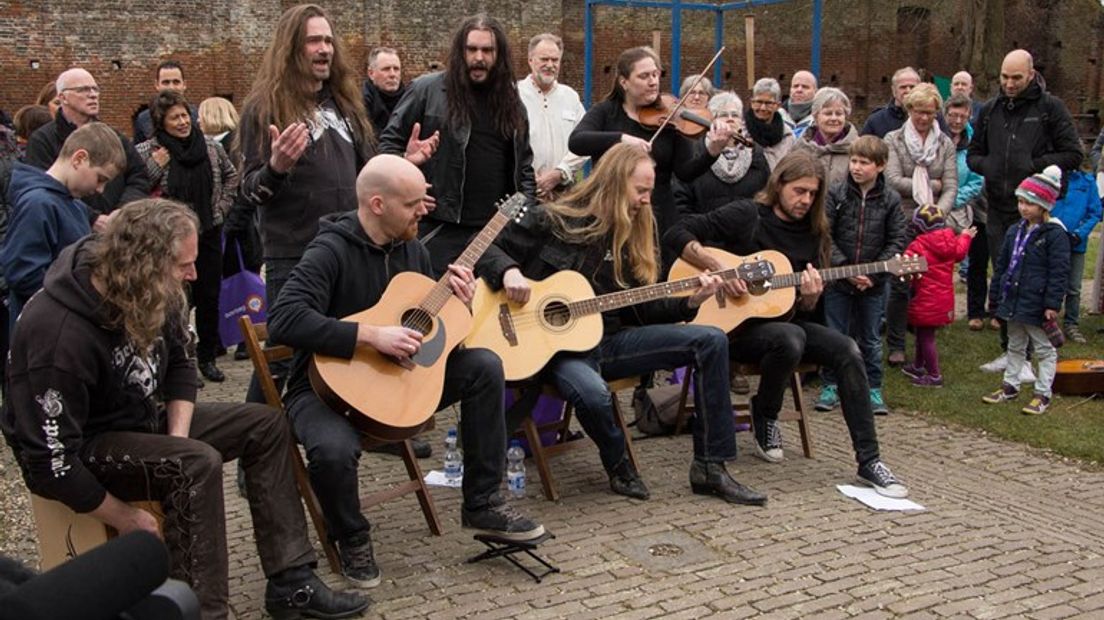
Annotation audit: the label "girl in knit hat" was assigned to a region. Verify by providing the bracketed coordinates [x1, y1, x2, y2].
[982, 165, 1071, 414]
[902, 204, 976, 387]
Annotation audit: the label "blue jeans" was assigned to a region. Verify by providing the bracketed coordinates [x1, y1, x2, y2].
[822, 284, 887, 389]
[545, 324, 736, 471]
[1064, 252, 1087, 328]
[730, 320, 881, 467]
[286, 348, 507, 541]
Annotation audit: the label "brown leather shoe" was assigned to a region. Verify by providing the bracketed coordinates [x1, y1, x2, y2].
[968, 319, 983, 331]
[887, 350, 906, 367]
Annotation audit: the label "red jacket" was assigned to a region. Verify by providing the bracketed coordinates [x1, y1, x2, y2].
[906, 228, 973, 327]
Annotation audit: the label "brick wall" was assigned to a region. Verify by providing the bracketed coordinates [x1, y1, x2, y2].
[1, 0, 1101, 139]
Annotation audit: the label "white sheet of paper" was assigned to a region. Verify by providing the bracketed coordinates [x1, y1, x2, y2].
[424, 470, 462, 489]
[837, 485, 925, 511]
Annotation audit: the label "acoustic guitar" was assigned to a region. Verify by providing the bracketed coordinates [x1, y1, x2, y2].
[667, 248, 928, 334]
[466, 259, 774, 381]
[1052, 359, 1104, 396]
[309, 193, 528, 442]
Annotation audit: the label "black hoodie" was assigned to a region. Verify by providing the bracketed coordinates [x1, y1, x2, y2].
[267, 211, 434, 403]
[1, 240, 198, 513]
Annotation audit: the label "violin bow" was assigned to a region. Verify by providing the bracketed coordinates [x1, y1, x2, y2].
[647, 46, 726, 148]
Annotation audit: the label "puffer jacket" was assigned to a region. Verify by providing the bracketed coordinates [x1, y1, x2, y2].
[794, 123, 859, 189]
[884, 126, 958, 216]
[906, 228, 972, 327]
[989, 219, 1071, 326]
[826, 174, 909, 295]
[966, 78, 1082, 216]
[1049, 171, 1102, 254]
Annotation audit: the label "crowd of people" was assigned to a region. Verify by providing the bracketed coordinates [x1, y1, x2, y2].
[0, 3, 1103, 618]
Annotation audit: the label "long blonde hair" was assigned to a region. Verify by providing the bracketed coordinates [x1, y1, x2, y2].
[543, 143, 658, 286]
[90, 199, 198, 353]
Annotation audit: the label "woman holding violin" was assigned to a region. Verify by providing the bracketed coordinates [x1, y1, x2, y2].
[568, 46, 735, 266]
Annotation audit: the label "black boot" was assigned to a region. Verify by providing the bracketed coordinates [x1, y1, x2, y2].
[689, 459, 767, 505]
[198, 360, 225, 382]
[608, 458, 650, 500]
[264, 570, 369, 619]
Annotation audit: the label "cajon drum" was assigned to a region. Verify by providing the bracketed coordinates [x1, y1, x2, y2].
[31, 495, 163, 570]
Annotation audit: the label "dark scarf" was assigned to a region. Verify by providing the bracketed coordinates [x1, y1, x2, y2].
[785, 100, 812, 123]
[156, 126, 214, 230]
[743, 108, 785, 146]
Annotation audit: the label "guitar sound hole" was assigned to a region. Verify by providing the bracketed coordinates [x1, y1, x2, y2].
[747, 282, 769, 296]
[542, 300, 571, 328]
[401, 308, 434, 336]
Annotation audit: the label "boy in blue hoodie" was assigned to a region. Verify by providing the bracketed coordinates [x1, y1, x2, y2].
[1048, 157, 1102, 343]
[2, 122, 125, 334]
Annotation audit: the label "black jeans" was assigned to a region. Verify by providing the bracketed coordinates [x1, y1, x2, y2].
[730, 320, 881, 467]
[190, 225, 223, 363]
[966, 221, 990, 319]
[285, 347, 507, 541]
[81, 403, 315, 620]
[245, 257, 299, 404]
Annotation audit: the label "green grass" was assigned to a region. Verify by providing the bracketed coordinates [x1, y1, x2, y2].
[884, 310, 1104, 467]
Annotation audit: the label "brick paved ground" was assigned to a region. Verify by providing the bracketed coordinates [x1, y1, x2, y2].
[4, 354, 1104, 619]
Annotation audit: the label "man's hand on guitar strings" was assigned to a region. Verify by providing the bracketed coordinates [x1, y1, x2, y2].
[358, 324, 424, 358]
[502, 268, 532, 304]
[688, 273, 724, 309]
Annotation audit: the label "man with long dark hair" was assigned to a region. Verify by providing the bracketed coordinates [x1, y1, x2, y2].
[1, 199, 368, 620]
[665, 150, 910, 499]
[379, 13, 536, 276]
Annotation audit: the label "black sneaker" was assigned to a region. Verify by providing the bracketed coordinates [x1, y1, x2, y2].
[857, 460, 908, 498]
[337, 533, 381, 588]
[461, 502, 545, 541]
[264, 572, 369, 620]
[608, 458, 650, 500]
[752, 414, 784, 463]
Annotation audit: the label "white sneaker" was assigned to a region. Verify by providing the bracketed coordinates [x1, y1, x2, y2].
[979, 353, 1009, 373]
[1019, 364, 1036, 384]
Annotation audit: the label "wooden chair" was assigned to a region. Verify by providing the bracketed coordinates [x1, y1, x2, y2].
[674, 363, 815, 458]
[31, 495, 163, 571]
[511, 377, 640, 501]
[238, 317, 443, 575]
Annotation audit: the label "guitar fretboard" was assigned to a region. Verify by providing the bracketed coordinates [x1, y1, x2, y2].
[769, 261, 895, 289]
[568, 267, 740, 316]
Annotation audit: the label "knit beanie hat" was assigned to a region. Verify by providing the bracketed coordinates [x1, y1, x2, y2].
[912, 204, 945, 233]
[1015, 165, 1063, 211]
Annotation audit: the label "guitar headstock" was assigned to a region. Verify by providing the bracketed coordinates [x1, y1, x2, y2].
[887, 254, 928, 281]
[496, 193, 528, 223]
[737, 259, 774, 283]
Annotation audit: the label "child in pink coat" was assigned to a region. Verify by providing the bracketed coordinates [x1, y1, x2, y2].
[902, 204, 977, 387]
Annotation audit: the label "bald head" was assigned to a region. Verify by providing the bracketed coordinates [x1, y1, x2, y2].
[789, 70, 817, 104]
[951, 71, 973, 97]
[1000, 49, 1036, 98]
[357, 154, 428, 243]
[55, 68, 100, 126]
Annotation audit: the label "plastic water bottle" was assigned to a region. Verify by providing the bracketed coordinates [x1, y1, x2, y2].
[444, 428, 462, 482]
[506, 439, 526, 499]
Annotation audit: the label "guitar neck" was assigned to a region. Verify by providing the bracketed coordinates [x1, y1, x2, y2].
[422, 209, 514, 314]
[569, 267, 740, 316]
[768, 261, 894, 289]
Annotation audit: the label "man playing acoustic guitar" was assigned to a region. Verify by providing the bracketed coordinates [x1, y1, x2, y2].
[268, 154, 543, 589]
[478, 143, 767, 506]
[664, 150, 910, 498]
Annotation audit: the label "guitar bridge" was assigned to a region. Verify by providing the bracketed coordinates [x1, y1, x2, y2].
[499, 304, 518, 347]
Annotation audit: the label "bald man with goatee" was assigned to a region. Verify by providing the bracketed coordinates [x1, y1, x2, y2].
[967, 49, 1081, 371]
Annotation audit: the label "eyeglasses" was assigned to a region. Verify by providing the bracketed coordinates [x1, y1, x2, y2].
[63, 85, 101, 95]
[714, 111, 741, 119]
[750, 99, 778, 107]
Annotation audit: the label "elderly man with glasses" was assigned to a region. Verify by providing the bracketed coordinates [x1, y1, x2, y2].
[25, 68, 150, 230]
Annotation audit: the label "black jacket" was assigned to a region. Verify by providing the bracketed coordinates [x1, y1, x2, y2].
[860, 100, 908, 139]
[362, 80, 406, 137]
[967, 79, 1082, 215]
[1, 239, 198, 513]
[989, 219, 1071, 326]
[378, 72, 537, 225]
[477, 206, 696, 337]
[268, 211, 434, 402]
[672, 148, 770, 218]
[826, 174, 909, 294]
[25, 110, 150, 217]
[238, 87, 374, 260]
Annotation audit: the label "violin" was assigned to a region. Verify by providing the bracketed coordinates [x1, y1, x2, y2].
[637, 93, 755, 148]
